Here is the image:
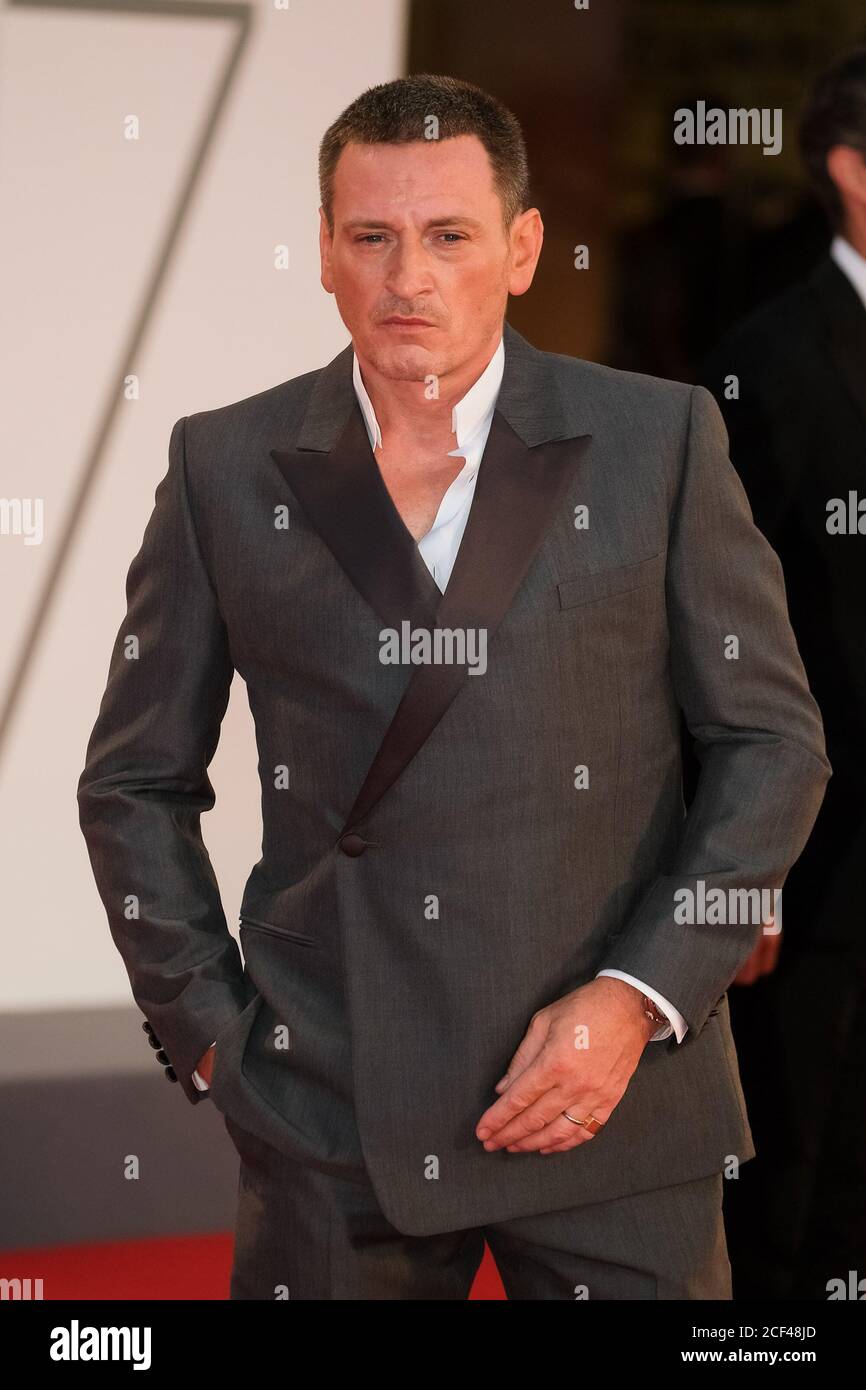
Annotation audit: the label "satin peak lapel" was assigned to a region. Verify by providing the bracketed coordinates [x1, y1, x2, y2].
[271, 402, 442, 633]
[343, 413, 591, 831]
[269, 321, 592, 832]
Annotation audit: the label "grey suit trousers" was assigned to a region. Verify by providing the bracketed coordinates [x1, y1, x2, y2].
[223, 1116, 731, 1300]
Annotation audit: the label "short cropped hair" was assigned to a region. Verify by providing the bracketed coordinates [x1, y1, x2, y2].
[318, 73, 531, 234]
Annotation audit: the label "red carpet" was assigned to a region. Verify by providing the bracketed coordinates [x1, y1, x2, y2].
[0, 1235, 506, 1299]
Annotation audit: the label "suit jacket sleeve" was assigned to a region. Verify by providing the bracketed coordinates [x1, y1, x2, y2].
[77, 415, 250, 1104]
[600, 384, 831, 1036]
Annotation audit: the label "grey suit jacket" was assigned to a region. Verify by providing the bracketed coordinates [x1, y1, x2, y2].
[77, 320, 831, 1236]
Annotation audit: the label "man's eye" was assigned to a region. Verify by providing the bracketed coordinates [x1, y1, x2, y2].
[356, 233, 465, 244]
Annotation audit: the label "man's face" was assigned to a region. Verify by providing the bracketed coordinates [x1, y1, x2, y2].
[319, 133, 541, 384]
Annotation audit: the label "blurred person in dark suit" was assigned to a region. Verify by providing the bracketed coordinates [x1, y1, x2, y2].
[701, 48, 866, 1301]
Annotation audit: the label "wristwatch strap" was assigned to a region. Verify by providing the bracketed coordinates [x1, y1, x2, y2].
[641, 994, 669, 1027]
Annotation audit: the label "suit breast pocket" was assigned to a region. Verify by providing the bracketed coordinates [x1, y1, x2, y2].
[557, 550, 666, 610]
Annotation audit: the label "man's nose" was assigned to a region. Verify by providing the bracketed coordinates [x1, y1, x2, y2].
[384, 241, 434, 302]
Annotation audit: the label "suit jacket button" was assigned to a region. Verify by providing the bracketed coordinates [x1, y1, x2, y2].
[155, 1049, 170, 1066]
[164, 1066, 178, 1083]
[339, 832, 368, 857]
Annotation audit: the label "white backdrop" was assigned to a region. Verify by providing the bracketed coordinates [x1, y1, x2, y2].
[0, 0, 407, 1009]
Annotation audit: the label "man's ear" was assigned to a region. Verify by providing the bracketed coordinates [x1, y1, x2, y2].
[319, 206, 334, 293]
[507, 207, 544, 299]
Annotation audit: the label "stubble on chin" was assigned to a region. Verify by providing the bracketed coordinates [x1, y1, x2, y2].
[365, 342, 444, 383]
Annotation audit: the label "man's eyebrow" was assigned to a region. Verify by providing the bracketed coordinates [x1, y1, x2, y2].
[342, 216, 484, 231]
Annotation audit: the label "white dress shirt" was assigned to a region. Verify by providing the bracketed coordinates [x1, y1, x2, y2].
[830, 234, 866, 312]
[192, 334, 686, 1091]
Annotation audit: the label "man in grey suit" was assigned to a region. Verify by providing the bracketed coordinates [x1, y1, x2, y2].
[77, 74, 830, 1300]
